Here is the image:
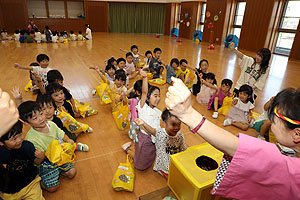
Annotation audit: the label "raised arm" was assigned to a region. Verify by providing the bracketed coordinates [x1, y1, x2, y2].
[11, 87, 23, 106]
[230, 42, 244, 60]
[183, 63, 196, 72]
[165, 77, 239, 156]
[120, 48, 128, 53]
[264, 96, 275, 111]
[140, 70, 148, 108]
[89, 66, 108, 84]
[201, 79, 218, 91]
[134, 118, 156, 136]
[32, 72, 46, 94]
[14, 63, 33, 71]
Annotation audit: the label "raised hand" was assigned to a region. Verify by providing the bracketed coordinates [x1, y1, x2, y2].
[140, 69, 147, 77]
[11, 87, 22, 99]
[165, 77, 193, 121]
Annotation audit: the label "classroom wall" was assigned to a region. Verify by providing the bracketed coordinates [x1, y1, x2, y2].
[178, 1, 198, 39]
[238, 0, 279, 52]
[289, 20, 300, 60]
[201, 0, 231, 45]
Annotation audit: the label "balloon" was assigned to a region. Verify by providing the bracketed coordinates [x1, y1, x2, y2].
[208, 22, 213, 29]
[214, 15, 219, 21]
[206, 11, 211, 18]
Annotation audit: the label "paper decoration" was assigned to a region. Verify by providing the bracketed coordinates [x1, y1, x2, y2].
[180, 20, 183, 23]
[208, 23, 213, 29]
[219, 10, 222, 14]
[185, 13, 189, 18]
[186, 21, 190, 27]
[214, 15, 219, 21]
[206, 11, 211, 18]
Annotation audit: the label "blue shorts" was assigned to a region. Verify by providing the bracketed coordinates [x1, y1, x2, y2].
[37, 161, 74, 188]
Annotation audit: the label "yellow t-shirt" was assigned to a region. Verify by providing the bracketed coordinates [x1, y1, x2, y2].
[176, 67, 190, 78]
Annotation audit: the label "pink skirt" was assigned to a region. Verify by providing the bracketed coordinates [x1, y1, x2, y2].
[134, 131, 156, 170]
[227, 106, 249, 124]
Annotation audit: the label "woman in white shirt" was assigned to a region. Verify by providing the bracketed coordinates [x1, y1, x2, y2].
[85, 24, 92, 40]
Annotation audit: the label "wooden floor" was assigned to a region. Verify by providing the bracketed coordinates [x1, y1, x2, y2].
[1, 33, 300, 200]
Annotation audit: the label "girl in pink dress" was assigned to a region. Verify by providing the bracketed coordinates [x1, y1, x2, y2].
[208, 79, 233, 119]
[196, 72, 217, 105]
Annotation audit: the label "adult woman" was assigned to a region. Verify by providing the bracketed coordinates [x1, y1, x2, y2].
[165, 77, 300, 200]
[27, 20, 38, 32]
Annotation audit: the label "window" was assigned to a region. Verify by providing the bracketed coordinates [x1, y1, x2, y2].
[274, 0, 300, 55]
[67, 1, 84, 18]
[48, 1, 65, 18]
[27, 0, 47, 18]
[233, 1, 246, 38]
[200, 3, 206, 32]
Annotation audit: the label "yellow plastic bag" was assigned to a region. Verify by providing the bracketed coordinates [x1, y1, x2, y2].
[96, 82, 112, 105]
[55, 106, 89, 133]
[148, 78, 166, 85]
[112, 102, 130, 131]
[112, 155, 135, 192]
[45, 138, 76, 166]
[24, 80, 33, 92]
[218, 94, 234, 116]
[185, 70, 195, 89]
[67, 99, 98, 118]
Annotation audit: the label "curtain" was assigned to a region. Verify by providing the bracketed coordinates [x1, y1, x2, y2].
[109, 3, 165, 34]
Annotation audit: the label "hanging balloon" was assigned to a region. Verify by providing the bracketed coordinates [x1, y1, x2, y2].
[186, 21, 190, 27]
[214, 15, 219, 21]
[206, 11, 211, 18]
[208, 22, 213, 29]
[219, 10, 222, 14]
[180, 20, 183, 23]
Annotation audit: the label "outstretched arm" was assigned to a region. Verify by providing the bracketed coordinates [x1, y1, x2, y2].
[14, 63, 33, 71]
[230, 42, 244, 60]
[89, 66, 108, 84]
[120, 48, 128, 53]
[165, 77, 239, 156]
[134, 118, 156, 136]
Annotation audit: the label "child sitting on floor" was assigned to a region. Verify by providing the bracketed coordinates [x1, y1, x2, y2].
[165, 58, 179, 85]
[144, 50, 153, 66]
[196, 72, 218, 105]
[0, 121, 45, 199]
[192, 59, 209, 95]
[254, 96, 274, 140]
[69, 30, 77, 41]
[134, 108, 187, 178]
[208, 79, 233, 119]
[14, 29, 20, 41]
[120, 45, 142, 66]
[149, 48, 164, 79]
[176, 59, 190, 83]
[19, 101, 76, 193]
[122, 70, 162, 170]
[223, 84, 254, 131]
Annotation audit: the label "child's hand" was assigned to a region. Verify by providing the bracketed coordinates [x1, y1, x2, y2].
[34, 148, 45, 159]
[232, 99, 238, 105]
[134, 118, 144, 126]
[14, 63, 21, 69]
[229, 42, 235, 49]
[140, 70, 147, 77]
[67, 139, 74, 145]
[104, 60, 108, 65]
[11, 87, 22, 99]
[89, 66, 100, 71]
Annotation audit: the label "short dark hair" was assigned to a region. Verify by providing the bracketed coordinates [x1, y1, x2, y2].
[0, 121, 23, 142]
[70, 30, 74, 34]
[170, 58, 179, 66]
[130, 45, 138, 51]
[47, 70, 64, 83]
[36, 54, 49, 63]
[126, 52, 133, 58]
[221, 79, 233, 88]
[145, 50, 152, 56]
[45, 25, 49, 30]
[146, 85, 160, 105]
[153, 48, 162, 53]
[238, 84, 253, 102]
[14, 29, 20, 34]
[129, 80, 143, 99]
[46, 82, 63, 96]
[105, 64, 116, 72]
[36, 94, 53, 107]
[205, 72, 217, 85]
[161, 108, 177, 122]
[117, 58, 126, 64]
[180, 59, 188, 65]
[78, 30, 82, 34]
[18, 101, 41, 122]
[199, 59, 209, 67]
[115, 70, 127, 82]
[108, 57, 117, 66]
[268, 88, 300, 130]
[30, 62, 39, 67]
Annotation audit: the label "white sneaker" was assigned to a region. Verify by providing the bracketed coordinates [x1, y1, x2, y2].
[212, 112, 218, 119]
[92, 90, 96, 95]
[122, 142, 132, 151]
[76, 143, 89, 151]
[223, 119, 232, 126]
[86, 127, 93, 133]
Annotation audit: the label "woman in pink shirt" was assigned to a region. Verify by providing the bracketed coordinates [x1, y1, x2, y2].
[165, 77, 300, 200]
